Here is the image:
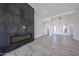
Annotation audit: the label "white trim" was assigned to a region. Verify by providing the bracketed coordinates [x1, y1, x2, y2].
[52, 10, 76, 18]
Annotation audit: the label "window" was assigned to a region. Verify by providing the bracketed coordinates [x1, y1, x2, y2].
[63, 25, 67, 33]
[53, 25, 56, 32]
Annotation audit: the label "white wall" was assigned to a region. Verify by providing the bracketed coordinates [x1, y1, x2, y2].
[34, 12, 45, 39]
[73, 11, 79, 41]
[44, 18, 52, 37]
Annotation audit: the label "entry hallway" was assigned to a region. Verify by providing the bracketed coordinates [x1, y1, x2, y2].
[4, 35, 79, 56]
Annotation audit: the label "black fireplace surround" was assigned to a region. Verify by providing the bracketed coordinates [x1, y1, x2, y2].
[0, 3, 34, 55]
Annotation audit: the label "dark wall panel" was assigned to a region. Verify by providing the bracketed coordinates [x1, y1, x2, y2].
[0, 3, 34, 47]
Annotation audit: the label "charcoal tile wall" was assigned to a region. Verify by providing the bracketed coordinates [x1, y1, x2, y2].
[0, 3, 34, 47]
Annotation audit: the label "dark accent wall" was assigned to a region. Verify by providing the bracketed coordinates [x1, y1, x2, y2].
[0, 3, 34, 47]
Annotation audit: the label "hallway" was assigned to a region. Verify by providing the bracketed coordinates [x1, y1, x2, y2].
[4, 35, 79, 56]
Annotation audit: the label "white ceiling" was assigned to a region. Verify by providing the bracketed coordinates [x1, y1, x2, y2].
[29, 3, 79, 19]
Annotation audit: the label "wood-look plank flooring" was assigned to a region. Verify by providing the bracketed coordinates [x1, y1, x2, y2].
[4, 35, 79, 56]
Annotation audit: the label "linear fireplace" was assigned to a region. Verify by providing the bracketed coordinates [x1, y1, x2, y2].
[0, 3, 34, 55]
[10, 34, 32, 44]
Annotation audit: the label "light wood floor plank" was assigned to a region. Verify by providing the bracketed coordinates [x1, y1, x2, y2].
[4, 35, 79, 56]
